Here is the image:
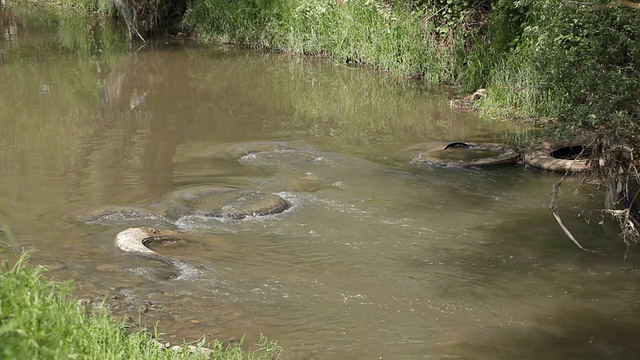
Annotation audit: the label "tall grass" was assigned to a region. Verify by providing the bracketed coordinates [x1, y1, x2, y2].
[0, 253, 281, 360]
[184, 0, 455, 83]
[476, 55, 548, 120]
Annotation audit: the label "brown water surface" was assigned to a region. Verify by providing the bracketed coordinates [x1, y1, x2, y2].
[1, 5, 640, 360]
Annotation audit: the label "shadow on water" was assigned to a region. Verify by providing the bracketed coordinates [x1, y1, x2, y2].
[443, 306, 640, 360]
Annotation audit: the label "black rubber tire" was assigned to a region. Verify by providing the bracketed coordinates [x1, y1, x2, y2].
[166, 185, 290, 219]
[523, 142, 590, 173]
[410, 142, 520, 168]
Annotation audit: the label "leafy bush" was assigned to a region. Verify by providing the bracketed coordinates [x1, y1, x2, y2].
[480, 0, 640, 131]
[533, 1, 640, 131]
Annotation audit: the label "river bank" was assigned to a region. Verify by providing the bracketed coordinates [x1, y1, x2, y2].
[0, 253, 281, 359]
[13, 0, 640, 135]
[3, 1, 640, 359]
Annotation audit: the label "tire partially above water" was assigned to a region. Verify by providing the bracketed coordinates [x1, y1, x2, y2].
[523, 141, 591, 173]
[168, 185, 291, 220]
[115, 227, 180, 265]
[114, 227, 200, 279]
[408, 142, 520, 168]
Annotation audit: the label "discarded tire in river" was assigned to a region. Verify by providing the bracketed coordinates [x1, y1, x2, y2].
[174, 141, 297, 162]
[115, 227, 181, 266]
[65, 186, 291, 224]
[409, 142, 520, 168]
[167, 185, 291, 220]
[523, 141, 591, 173]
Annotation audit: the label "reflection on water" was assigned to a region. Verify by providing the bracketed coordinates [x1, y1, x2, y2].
[1, 5, 640, 360]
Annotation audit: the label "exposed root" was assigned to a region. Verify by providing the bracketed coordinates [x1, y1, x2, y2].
[544, 125, 640, 254]
[605, 208, 640, 259]
[592, 132, 640, 248]
[109, 0, 165, 41]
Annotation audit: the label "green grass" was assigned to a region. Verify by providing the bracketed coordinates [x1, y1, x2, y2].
[0, 253, 282, 360]
[183, 0, 455, 83]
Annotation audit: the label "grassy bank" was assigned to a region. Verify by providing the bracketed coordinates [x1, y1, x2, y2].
[14, 0, 640, 129]
[0, 253, 281, 360]
[184, 0, 456, 84]
[183, 0, 640, 126]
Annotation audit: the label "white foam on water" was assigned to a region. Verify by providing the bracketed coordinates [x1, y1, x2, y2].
[174, 191, 307, 231]
[238, 150, 329, 169]
[87, 212, 168, 226]
[274, 191, 308, 209]
[175, 215, 238, 231]
[174, 260, 203, 280]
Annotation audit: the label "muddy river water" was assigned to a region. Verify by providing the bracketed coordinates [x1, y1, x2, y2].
[2, 5, 640, 360]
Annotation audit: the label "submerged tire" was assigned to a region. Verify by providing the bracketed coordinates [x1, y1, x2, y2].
[523, 142, 590, 173]
[67, 186, 291, 225]
[174, 141, 296, 162]
[167, 185, 290, 220]
[410, 142, 520, 168]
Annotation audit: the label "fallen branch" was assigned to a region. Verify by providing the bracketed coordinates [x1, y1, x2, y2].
[550, 179, 604, 254]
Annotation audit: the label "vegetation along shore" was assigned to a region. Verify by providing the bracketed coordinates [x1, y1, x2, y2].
[20, 0, 640, 179]
[5, 0, 640, 357]
[0, 253, 282, 360]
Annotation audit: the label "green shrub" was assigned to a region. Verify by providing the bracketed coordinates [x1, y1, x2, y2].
[533, 1, 640, 132]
